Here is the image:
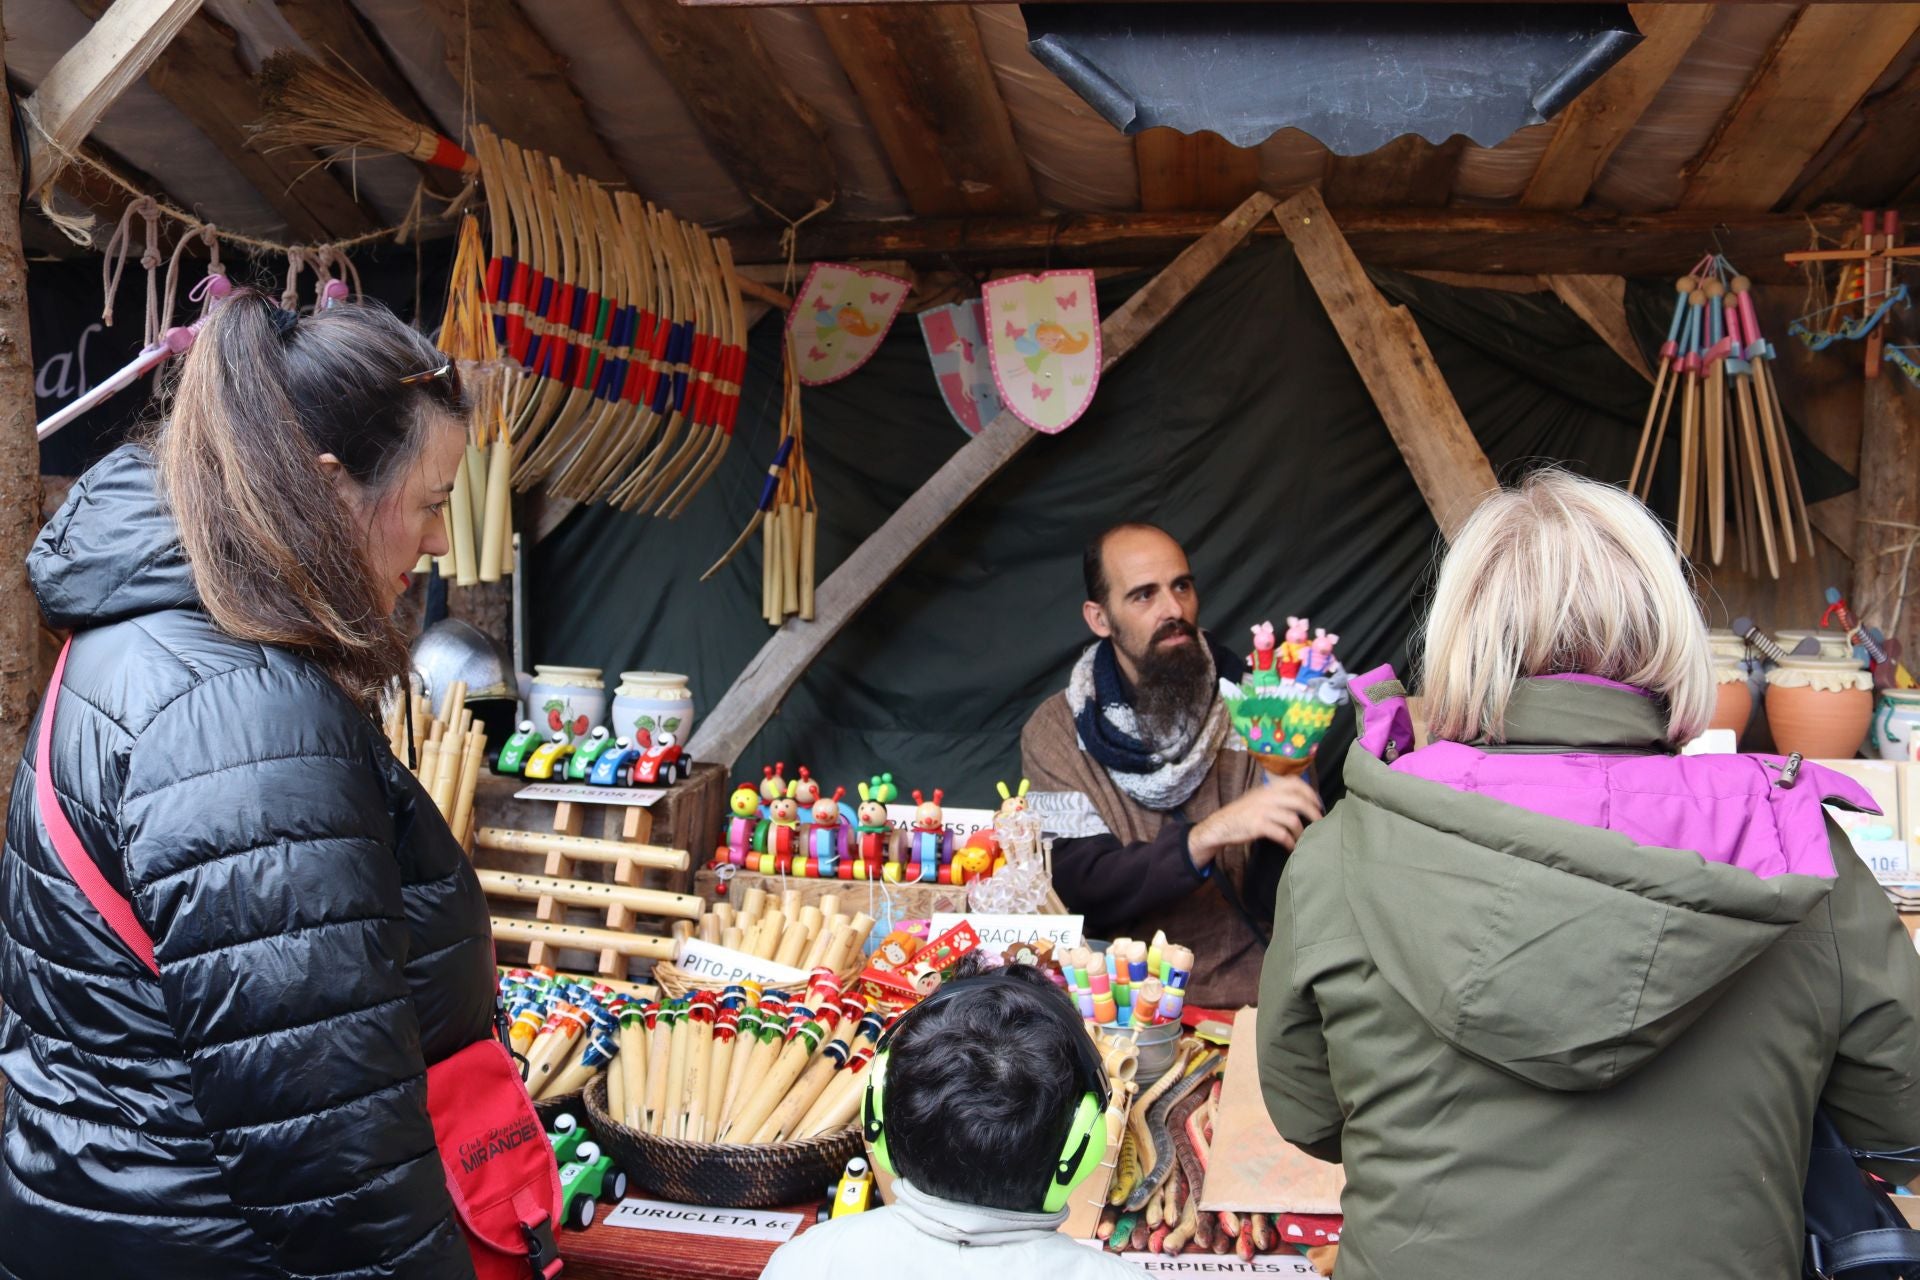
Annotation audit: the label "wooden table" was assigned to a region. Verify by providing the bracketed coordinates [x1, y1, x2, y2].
[560, 1202, 821, 1279]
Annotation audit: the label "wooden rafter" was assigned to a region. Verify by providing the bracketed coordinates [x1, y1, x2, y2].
[617, 0, 835, 220]
[414, 0, 627, 187]
[68, 0, 374, 240]
[273, 0, 465, 198]
[1135, 129, 1260, 212]
[1520, 4, 1713, 210]
[21, 0, 204, 192]
[1680, 5, 1920, 212]
[726, 206, 1854, 280]
[1275, 186, 1496, 538]
[812, 4, 1037, 217]
[1788, 34, 1920, 210]
[688, 190, 1277, 769]
[1324, 134, 1465, 208]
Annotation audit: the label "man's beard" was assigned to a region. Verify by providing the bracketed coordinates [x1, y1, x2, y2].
[1122, 618, 1214, 752]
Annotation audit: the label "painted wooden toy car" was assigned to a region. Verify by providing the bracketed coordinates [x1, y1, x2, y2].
[630, 732, 691, 786]
[523, 733, 575, 780]
[495, 720, 541, 775]
[558, 1139, 627, 1229]
[588, 738, 642, 786]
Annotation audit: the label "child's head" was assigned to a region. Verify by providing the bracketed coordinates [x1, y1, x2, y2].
[869, 964, 1107, 1213]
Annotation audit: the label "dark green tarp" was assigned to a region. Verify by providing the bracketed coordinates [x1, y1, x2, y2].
[521, 243, 1849, 809]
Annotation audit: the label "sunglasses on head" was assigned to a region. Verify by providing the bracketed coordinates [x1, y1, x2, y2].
[398, 360, 463, 401]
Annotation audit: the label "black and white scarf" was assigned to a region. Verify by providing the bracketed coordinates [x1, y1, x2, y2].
[1065, 633, 1237, 811]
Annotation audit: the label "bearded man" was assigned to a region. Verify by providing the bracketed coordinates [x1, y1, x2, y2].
[1021, 523, 1322, 1008]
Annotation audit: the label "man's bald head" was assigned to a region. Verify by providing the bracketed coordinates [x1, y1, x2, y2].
[1081, 523, 1203, 688]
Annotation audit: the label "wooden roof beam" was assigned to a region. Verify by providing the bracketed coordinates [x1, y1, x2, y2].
[1135, 129, 1261, 212]
[67, 0, 375, 241]
[618, 0, 835, 220]
[1520, 3, 1713, 210]
[21, 0, 204, 193]
[1324, 134, 1465, 208]
[1787, 29, 1920, 209]
[414, 0, 627, 187]
[722, 205, 1855, 281]
[1680, 5, 1920, 212]
[812, 4, 1037, 216]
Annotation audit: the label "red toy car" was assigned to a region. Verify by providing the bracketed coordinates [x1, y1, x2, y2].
[630, 731, 691, 786]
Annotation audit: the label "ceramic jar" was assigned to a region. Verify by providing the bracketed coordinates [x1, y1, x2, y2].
[1764, 656, 1875, 760]
[528, 665, 606, 750]
[610, 671, 695, 747]
[1868, 689, 1920, 761]
[1710, 665, 1753, 739]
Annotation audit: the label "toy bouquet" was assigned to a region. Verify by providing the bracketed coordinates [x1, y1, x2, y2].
[1221, 616, 1350, 776]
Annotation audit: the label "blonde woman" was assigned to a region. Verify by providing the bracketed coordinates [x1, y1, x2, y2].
[1258, 470, 1920, 1280]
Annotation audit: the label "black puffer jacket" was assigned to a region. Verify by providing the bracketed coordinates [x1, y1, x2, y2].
[0, 445, 495, 1279]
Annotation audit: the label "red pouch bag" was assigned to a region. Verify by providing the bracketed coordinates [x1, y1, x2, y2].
[35, 640, 566, 1279]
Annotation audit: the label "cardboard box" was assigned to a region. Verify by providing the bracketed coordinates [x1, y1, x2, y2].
[1816, 760, 1909, 884]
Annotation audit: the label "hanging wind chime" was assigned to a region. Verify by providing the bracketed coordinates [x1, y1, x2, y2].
[1629, 254, 1808, 580]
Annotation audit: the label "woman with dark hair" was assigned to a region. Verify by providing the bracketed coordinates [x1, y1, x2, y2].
[0, 292, 495, 1279]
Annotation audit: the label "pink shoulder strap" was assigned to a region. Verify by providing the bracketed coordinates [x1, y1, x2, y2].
[37, 640, 160, 975]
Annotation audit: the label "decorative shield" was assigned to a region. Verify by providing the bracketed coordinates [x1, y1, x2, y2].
[982, 270, 1101, 434]
[918, 299, 1002, 436]
[785, 262, 909, 386]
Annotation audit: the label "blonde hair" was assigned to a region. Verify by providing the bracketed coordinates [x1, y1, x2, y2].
[1418, 469, 1713, 745]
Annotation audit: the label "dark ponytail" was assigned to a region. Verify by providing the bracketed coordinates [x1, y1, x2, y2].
[153, 291, 467, 707]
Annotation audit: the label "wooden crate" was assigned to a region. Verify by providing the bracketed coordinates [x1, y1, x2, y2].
[475, 795, 704, 983]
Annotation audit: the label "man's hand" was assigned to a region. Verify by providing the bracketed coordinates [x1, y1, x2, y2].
[1189, 778, 1323, 867]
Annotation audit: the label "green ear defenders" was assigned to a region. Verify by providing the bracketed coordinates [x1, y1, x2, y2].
[861, 970, 1110, 1214]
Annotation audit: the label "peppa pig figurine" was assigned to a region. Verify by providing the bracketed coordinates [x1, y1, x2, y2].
[1248, 621, 1277, 674]
[801, 788, 847, 878]
[1278, 616, 1311, 679]
[897, 789, 952, 884]
[1301, 629, 1341, 681]
[759, 785, 802, 875]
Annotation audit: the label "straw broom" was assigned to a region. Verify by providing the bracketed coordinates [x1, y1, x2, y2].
[255, 53, 479, 174]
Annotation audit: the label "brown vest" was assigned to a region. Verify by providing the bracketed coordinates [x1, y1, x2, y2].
[1020, 692, 1268, 1008]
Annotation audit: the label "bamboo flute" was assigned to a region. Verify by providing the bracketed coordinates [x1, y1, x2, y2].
[701, 1008, 741, 1143]
[644, 1003, 675, 1132]
[679, 992, 717, 1140]
[657, 1002, 692, 1137]
[619, 1005, 650, 1129]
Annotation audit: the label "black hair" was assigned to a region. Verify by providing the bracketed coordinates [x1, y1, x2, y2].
[885, 965, 1091, 1213]
[1083, 521, 1176, 607]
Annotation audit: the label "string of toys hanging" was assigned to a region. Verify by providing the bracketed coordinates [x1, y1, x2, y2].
[1629, 253, 1808, 580]
[1783, 211, 1920, 386]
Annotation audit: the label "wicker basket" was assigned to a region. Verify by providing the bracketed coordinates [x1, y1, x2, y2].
[533, 1088, 588, 1129]
[650, 957, 862, 999]
[583, 1075, 862, 1208]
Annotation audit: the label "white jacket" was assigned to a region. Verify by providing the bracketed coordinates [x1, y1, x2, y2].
[762, 1178, 1142, 1280]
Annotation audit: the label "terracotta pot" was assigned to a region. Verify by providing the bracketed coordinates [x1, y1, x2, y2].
[1709, 680, 1752, 737]
[1764, 684, 1874, 759]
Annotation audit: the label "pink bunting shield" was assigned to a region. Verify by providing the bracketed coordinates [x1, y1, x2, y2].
[918, 299, 1002, 436]
[982, 271, 1100, 433]
[786, 263, 909, 386]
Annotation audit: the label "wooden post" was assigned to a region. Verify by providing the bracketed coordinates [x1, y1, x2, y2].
[687, 190, 1279, 769]
[1274, 187, 1497, 540]
[0, 16, 47, 813]
[1854, 375, 1920, 650]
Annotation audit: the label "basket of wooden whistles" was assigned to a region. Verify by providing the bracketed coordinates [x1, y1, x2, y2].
[583, 971, 884, 1207]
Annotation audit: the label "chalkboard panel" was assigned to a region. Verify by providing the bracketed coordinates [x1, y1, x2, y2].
[1025, 3, 1640, 152]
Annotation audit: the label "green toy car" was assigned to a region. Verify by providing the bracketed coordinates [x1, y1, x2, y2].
[558, 1140, 628, 1229]
[495, 720, 541, 775]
